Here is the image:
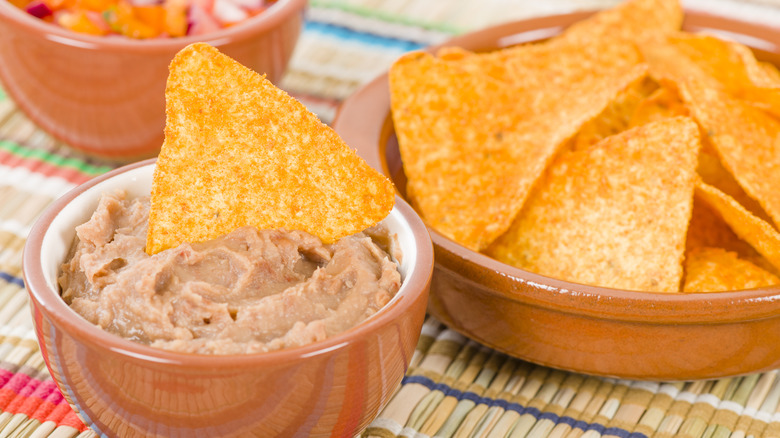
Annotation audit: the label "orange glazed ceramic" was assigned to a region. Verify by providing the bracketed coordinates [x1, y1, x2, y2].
[333, 11, 780, 381]
[23, 159, 433, 436]
[0, 0, 306, 160]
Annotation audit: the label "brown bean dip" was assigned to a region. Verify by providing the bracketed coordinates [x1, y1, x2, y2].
[59, 191, 401, 354]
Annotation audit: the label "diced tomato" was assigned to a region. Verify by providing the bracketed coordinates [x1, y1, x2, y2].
[9, 0, 274, 37]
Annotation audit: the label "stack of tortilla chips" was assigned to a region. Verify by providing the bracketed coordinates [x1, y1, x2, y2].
[389, 0, 780, 293]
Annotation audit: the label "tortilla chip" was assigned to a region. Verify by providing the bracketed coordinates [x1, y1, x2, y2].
[558, 0, 682, 44]
[434, 35, 642, 94]
[389, 50, 647, 250]
[146, 43, 395, 254]
[640, 36, 715, 88]
[758, 61, 780, 85]
[569, 76, 658, 150]
[436, 46, 473, 61]
[509, 39, 642, 88]
[433, 2, 650, 89]
[628, 84, 688, 127]
[642, 34, 748, 86]
[694, 181, 780, 273]
[486, 117, 700, 292]
[389, 51, 523, 250]
[686, 198, 777, 275]
[679, 81, 780, 229]
[641, 33, 780, 119]
[730, 41, 780, 88]
[631, 83, 773, 221]
[683, 247, 779, 292]
[696, 143, 771, 222]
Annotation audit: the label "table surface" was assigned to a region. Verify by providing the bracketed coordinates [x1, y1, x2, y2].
[2, 0, 780, 437]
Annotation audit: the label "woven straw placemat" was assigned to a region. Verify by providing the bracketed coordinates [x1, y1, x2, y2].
[1, 1, 780, 437]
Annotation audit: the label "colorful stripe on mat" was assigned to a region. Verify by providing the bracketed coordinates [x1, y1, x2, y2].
[0, 87, 103, 437]
[0, 328, 91, 437]
[0, 140, 112, 184]
[362, 318, 780, 438]
[398, 375, 648, 438]
[0, 370, 85, 431]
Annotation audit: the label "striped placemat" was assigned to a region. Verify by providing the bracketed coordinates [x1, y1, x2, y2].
[2, 1, 780, 437]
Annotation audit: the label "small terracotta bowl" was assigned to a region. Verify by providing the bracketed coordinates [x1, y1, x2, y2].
[334, 11, 780, 381]
[0, 0, 306, 161]
[23, 159, 433, 437]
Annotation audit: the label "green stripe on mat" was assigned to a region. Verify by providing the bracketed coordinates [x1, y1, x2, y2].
[0, 140, 113, 176]
[310, 0, 465, 34]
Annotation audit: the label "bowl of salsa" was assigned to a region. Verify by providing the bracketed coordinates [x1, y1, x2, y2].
[0, 0, 306, 160]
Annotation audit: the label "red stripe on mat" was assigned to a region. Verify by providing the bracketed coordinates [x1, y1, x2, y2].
[0, 148, 95, 185]
[0, 369, 87, 431]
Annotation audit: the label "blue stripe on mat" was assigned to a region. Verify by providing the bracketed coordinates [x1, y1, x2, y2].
[0, 272, 24, 289]
[402, 375, 648, 438]
[304, 21, 426, 52]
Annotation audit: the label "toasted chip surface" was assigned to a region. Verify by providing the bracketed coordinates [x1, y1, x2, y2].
[694, 181, 780, 273]
[390, 51, 647, 250]
[679, 81, 780, 230]
[559, 0, 682, 44]
[686, 197, 777, 276]
[683, 247, 779, 292]
[628, 82, 772, 221]
[486, 117, 700, 292]
[696, 143, 771, 221]
[389, 52, 525, 250]
[569, 76, 657, 150]
[628, 84, 688, 127]
[147, 43, 395, 254]
[641, 33, 780, 118]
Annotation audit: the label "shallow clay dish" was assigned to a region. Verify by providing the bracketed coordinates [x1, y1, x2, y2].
[0, 0, 305, 160]
[23, 159, 433, 437]
[333, 11, 780, 381]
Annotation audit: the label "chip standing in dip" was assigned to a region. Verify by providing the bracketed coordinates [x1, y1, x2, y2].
[57, 42, 398, 354]
[59, 191, 401, 354]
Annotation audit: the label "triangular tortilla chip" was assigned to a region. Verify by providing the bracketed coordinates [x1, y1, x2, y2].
[683, 247, 779, 292]
[389, 50, 647, 250]
[686, 198, 777, 276]
[628, 84, 689, 128]
[758, 61, 780, 85]
[486, 117, 700, 292]
[568, 76, 658, 150]
[696, 143, 771, 222]
[694, 181, 780, 273]
[454, 37, 643, 90]
[640, 33, 780, 118]
[679, 81, 780, 229]
[558, 0, 682, 44]
[146, 43, 395, 254]
[628, 82, 772, 222]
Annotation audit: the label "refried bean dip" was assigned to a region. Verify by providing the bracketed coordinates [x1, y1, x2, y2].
[59, 190, 402, 354]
